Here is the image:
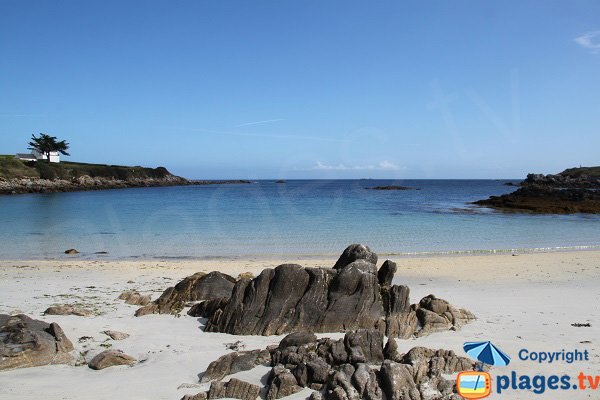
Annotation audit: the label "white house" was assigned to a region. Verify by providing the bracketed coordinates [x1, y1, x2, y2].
[15, 150, 60, 163]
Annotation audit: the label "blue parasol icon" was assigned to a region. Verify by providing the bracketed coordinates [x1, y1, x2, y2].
[463, 341, 511, 370]
[463, 341, 511, 394]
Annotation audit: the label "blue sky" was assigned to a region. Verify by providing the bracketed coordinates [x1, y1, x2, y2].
[1, 1, 599, 179]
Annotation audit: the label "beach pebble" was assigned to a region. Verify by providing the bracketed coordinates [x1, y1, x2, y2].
[88, 349, 136, 370]
[44, 304, 93, 317]
[103, 330, 129, 340]
[117, 290, 151, 306]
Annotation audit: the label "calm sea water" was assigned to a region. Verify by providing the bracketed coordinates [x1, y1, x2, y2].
[0, 180, 599, 259]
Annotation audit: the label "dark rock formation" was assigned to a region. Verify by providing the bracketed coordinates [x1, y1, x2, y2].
[88, 349, 137, 370]
[64, 248, 79, 254]
[181, 393, 208, 400]
[415, 294, 475, 337]
[44, 304, 93, 317]
[377, 260, 397, 287]
[136, 271, 236, 316]
[188, 298, 229, 318]
[205, 260, 387, 336]
[207, 378, 261, 400]
[200, 349, 271, 383]
[197, 329, 476, 400]
[0, 314, 74, 370]
[333, 244, 378, 269]
[267, 365, 304, 399]
[475, 167, 600, 213]
[201, 245, 473, 338]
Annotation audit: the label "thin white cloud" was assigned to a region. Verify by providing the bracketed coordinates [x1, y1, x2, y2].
[575, 31, 600, 53]
[166, 127, 343, 142]
[309, 160, 405, 171]
[236, 119, 285, 127]
[0, 113, 45, 118]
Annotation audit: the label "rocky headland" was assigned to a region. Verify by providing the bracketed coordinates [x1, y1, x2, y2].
[0, 158, 252, 195]
[474, 166, 600, 213]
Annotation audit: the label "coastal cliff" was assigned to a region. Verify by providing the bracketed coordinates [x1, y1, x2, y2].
[474, 166, 600, 213]
[0, 157, 250, 195]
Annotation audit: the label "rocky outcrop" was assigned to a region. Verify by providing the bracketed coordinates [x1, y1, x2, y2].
[377, 260, 396, 287]
[0, 314, 74, 370]
[201, 245, 473, 338]
[474, 167, 600, 213]
[88, 349, 137, 370]
[196, 330, 476, 400]
[333, 244, 378, 269]
[136, 271, 236, 316]
[267, 365, 304, 399]
[43, 304, 93, 317]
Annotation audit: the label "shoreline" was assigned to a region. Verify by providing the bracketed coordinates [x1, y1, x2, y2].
[1, 249, 598, 399]
[3, 244, 600, 263]
[0, 178, 254, 196]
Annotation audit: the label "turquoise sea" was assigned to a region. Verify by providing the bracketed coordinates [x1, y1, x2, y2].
[0, 180, 599, 259]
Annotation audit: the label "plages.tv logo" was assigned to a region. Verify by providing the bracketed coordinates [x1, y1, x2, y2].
[456, 341, 511, 399]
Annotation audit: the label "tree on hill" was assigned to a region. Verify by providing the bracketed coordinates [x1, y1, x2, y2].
[28, 133, 70, 163]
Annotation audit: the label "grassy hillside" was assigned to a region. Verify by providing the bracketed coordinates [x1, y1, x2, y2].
[559, 166, 600, 178]
[0, 156, 174, 180]
[0, 156, 40, 179]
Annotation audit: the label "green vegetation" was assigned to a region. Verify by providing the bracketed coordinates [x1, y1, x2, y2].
[0, 156, 173, 180]
[0, 156, 40, 179]
[560, 166, 600, 178]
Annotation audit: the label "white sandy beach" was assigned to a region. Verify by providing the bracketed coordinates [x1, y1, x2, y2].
[0, 250, 598, 400]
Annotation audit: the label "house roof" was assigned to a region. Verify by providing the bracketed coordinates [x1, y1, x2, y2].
[15, 153, 36, 158]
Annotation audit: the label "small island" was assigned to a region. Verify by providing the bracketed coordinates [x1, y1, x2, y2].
[368, 185, 416, 191]
[474, 166, 600, 213]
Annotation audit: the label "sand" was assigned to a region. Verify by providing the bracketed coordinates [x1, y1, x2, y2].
[0, 250, 598, 400]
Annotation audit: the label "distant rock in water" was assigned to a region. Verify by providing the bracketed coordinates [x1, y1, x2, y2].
[0, 314, 74, 370]
[368, 185, 416, 190]
[64, 248, 79, 254]
[475, 167, 600, 213]
[275, 180, 286, 184]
